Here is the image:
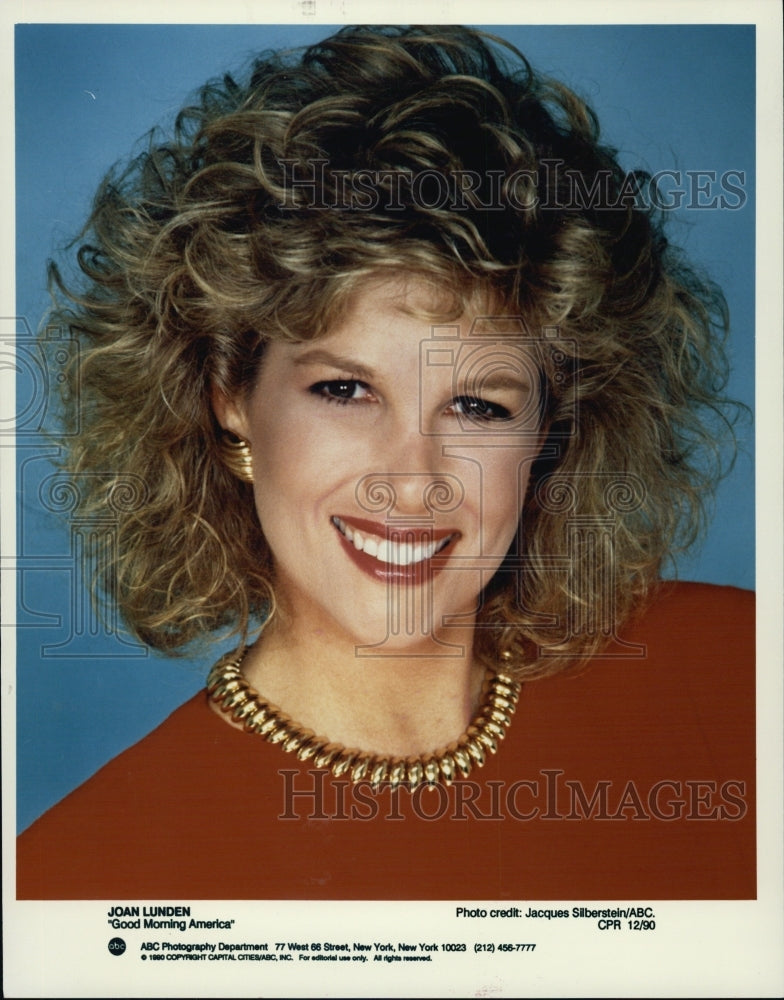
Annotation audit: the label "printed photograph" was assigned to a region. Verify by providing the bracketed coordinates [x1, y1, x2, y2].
[14, 22, 756, 903]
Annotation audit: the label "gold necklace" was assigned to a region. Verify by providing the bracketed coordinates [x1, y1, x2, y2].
[207, 650, 521, 790]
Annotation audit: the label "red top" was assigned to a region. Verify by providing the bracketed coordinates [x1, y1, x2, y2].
[17, 582, 755, 900]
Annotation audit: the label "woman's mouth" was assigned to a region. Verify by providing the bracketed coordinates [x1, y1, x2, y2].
[331, 515, 458, 582]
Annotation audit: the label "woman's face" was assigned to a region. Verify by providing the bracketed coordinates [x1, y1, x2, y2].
[216, 276, 545, 652]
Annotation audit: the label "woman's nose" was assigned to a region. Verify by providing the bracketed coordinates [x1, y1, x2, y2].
[359, 421, 464, 522]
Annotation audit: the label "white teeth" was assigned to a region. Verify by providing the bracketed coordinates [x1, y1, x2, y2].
[331, 516, 453, 567]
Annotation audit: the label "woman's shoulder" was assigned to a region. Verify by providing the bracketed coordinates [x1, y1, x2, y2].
[521, 579, 756, 786]
[17, 692, 219, 898]
[641, 579, 754, 618]
[529, 580, 754, 692]
[523, 579, 755, 755]
[20, 690, 229, 824]
[570, 579, 754, 688]
[625, 579, 754, 671]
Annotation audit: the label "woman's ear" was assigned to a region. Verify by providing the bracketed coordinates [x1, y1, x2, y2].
[211, 385, 249, 440]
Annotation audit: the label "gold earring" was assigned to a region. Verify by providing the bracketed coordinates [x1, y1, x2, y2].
[219, 432, 254, 482]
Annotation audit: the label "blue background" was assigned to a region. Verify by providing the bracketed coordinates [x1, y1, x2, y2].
[15, 23, 755, 831]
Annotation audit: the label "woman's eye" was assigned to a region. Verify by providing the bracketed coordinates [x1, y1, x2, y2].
[309, 379, 374, 405]
[451, 395, 512, 422]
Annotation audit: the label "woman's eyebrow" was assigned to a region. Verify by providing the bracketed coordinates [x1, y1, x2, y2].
[294, 347, 533, 394]
[292, 348, 376, 381]
[458, 372, 533, 393]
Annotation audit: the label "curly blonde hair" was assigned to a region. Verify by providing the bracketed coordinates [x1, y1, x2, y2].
[50, 25, 736, 676]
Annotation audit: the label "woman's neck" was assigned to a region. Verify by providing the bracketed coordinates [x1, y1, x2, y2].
[231, 612, 485, 758]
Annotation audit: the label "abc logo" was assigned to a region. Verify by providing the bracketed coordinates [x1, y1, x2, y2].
[108, 937, 126, 957]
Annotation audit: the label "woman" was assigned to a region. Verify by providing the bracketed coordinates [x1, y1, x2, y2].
[17, 24, 754, 899]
